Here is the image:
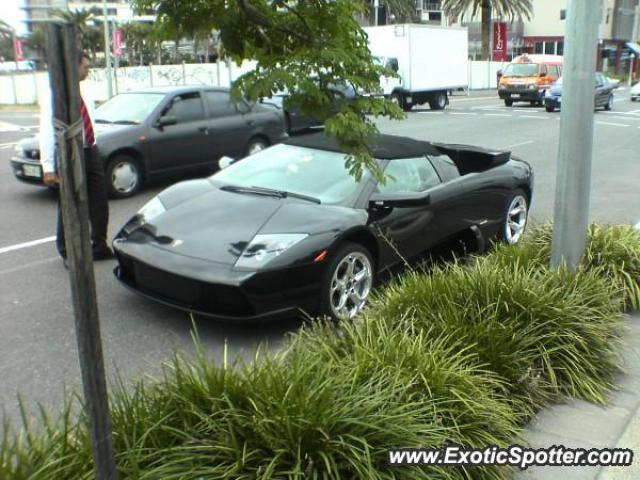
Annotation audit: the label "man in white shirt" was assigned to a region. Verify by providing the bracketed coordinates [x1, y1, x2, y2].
[40, 52, 112, 262]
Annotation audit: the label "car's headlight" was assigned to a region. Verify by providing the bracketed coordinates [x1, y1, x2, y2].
[528, 84, 537, 90]
[137, 196, 165, 222]
[498, 84, 507, 90]
[234, 233, 308, 269]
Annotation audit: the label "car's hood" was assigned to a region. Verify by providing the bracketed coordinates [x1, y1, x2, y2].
[631, 83, 640, 94]
[94, 122, 135, 137]
[18, 135, 39, 150]
[130, 186, 352, 266]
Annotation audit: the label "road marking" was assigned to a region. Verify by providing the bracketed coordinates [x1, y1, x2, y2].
[0, 141, 19, 147]
[519, 115, 550, 120]
[595, 121, 630, 127]
[502, 140, 534, 149]
[449, 95, 499, 102]
[0, 145, 13, 150]
[0, 121, 37, 132]
[449, 112, 479, 116]
[0, 236, 56, 255]
[484, 113, 512, 117]
[514, 109, 540, 113]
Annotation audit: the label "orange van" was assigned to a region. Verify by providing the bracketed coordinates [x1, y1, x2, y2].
[498, 54, 563, 107]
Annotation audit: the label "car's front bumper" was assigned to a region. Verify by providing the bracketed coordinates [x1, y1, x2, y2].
[113, 239, 324, 322]
[10, 156, 45, 185]
[498, 89, 543, 102]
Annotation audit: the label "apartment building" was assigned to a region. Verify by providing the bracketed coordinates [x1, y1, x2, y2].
[22, 0, 155, 33]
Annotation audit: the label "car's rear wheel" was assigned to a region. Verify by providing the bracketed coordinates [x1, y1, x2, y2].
[106, 155, 142, 199]
[320, 242, 374, 321]
[245, 137, 269, 157]
[504, 99, 513, 107]
[429, 92, 447, 110]
[501, 189, 528, 245]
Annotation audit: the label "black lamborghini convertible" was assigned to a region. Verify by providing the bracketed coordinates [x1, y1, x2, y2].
[113, 133, 533, 321]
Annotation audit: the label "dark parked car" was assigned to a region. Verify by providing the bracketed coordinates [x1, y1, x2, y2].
[113, 132, 533, 322]
[10, 86, 287, 198]
[262, 83, 358, 133]
[544, 73, 615, 112]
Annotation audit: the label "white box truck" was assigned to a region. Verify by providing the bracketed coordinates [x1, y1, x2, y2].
[364, 24, 468, 111]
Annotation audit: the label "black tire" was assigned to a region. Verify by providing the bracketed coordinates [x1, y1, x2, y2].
[604, 95, 613, 111]
[500, 189, 529, 245]
[318, 242, 374, 321]
[545, 105, 555, 113]
[106, 154, 142, 199]
[244, 137, 269, 157]
[391, 92, 412, 112]
[429, 92, 447, 110]
[504, 99, 513, 107]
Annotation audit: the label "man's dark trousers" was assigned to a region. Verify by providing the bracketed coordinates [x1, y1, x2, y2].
[56, 146, 109, 257]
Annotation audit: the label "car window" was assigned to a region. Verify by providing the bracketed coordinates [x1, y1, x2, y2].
[205, 91, 239, 118]
[163, 92, 205, 123]
[378, 157, 441, 195]
[539, 64, 548, 76]
[548, 65, 560, 80]
[595, 74, 604, 87]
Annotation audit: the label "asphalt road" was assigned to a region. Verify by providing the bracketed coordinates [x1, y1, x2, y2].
[1, 90, 639, 430]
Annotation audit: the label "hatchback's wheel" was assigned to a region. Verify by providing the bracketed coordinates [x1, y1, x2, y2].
[245, 137, 268, 157]
[501, 190, 528, 245]
[604, 95, 613, 111]
[320, 242, 374, 321]
[429, 92, 447, 110]
[106, 155, 142, 199]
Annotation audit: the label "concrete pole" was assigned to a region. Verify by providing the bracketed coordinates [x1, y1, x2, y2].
[102, 0, 113, 98]
[550, 0, 602, 271]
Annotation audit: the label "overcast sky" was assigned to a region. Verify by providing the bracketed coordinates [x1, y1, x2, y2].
[2, 0, 27, 35]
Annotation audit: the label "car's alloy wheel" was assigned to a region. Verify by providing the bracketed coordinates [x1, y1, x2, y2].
[107, 155, 141, 198]
[245, 138, 268, 157]
[503, 191, 528, 245]
[324, 243, 373, 320]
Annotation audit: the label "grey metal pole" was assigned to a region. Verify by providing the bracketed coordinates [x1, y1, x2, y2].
[374, 0, 379, 26]
[550, 0, 602, 271]
[102, 0, 113, 98]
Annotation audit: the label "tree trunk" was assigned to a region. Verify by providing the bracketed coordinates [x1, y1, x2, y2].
[174, 36, 179, 63]
[481, 0, 492, 61]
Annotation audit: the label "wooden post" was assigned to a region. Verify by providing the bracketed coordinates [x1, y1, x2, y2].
[45, 23, 119, 480]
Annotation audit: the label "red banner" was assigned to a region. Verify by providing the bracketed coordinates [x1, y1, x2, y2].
[112, 29, 123, 57]
[493, 22, 508, 61]
[13, 38, 24, 61]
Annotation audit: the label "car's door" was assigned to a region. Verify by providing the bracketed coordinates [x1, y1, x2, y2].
[368, 156, 443, 266]
[204, 90, 251, 160]
[146, 91, 211, 172]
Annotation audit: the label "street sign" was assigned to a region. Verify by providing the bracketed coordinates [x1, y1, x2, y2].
[13, 38, 24, 61]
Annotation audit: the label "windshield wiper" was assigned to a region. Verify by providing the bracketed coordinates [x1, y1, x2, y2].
[94, 118, 112, 124]
[112, 120, 140, 125]
[220, 185, 321, 204]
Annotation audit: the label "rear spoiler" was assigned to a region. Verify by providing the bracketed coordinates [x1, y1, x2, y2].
[432, 143, 511, 175]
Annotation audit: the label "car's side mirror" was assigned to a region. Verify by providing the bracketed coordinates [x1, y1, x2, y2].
[155, 115, 177, 128]
[369, 192, 431, 209]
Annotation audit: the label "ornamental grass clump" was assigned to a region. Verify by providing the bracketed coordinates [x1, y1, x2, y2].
[370, 261, 625, 419]
[3, 339, 501, 480]
[485, 223, 640, 311]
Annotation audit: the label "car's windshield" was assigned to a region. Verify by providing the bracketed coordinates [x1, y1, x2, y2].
[95, 93, 165, 124]
[503, 63, 538, 78]
[213, 144, 368, 204]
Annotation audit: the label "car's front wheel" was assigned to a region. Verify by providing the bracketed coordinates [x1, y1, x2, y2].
[245, 137, 269, 157]
[545, 104, 555, 112]
[504, 99, 513, 107]
[501, 190, 528, 245]
[604, 94, 613, 111]
[320, 242, 374, 321]
[106, 155, 142, 199]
